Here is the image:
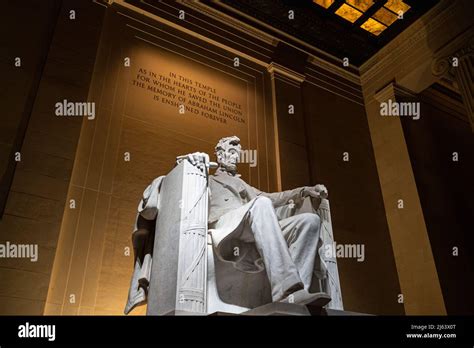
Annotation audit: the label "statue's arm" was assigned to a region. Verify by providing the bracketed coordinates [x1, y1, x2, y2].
[252, 186, 306, 207]
[252, 184, 328, 208]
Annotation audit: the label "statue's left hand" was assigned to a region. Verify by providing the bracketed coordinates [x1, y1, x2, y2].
[303, 184, 328, 199]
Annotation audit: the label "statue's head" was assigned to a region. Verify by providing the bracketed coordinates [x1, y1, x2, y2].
[215, 136, 241, 174]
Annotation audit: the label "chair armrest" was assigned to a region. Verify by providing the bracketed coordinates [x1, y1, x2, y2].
[315, 197, 331, 224]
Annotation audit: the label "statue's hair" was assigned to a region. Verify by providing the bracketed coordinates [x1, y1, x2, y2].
[215, 136, 241, 154]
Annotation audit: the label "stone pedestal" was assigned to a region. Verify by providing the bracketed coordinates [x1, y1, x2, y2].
[243, 302, 311, 316]
[209, 303, 372, 316]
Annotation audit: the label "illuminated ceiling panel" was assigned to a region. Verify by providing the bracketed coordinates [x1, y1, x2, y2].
[313, 0, 335, 9]
[335, 3, 363, 23]
[312, 0, 414, 36]
[385, 0, 411, 14]
[361, 18, 387, 36]
[346, 0, 374, 12]
[373, 7, 399, 26]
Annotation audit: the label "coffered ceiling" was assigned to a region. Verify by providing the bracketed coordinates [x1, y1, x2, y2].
[207, 0, 440, 66]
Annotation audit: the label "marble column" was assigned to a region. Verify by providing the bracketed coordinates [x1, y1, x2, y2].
[372, 82, 446, 315]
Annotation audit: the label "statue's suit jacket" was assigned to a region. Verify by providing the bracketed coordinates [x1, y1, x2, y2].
[125, 169, 310, 314]
[208, 169, 306, 224]
[207, 169, 308, 271]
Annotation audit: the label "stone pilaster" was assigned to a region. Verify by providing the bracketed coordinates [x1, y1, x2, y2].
[267, 63, 309, 191]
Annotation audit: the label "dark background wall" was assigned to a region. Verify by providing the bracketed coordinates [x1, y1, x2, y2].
[401, 85, 474, 315]
[0, 0, 105, 314]
[0, 0, 61, 215]
[300, 66, 404, 315]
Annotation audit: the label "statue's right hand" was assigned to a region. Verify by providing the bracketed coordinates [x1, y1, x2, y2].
[176, 152, 210, 172]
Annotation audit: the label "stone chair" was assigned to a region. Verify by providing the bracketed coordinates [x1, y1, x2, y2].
[207, 196, 344, 314]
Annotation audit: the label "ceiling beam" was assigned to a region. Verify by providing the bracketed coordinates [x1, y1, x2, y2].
[327, 0, 345, 13]
[353, 0, 387, 28]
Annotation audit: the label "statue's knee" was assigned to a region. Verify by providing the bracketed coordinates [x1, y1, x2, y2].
[254, 196, 273, 209]
[300, 213, 321, 230]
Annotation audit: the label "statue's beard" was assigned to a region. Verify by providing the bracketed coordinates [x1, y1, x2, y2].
[218, 160, 237, 174]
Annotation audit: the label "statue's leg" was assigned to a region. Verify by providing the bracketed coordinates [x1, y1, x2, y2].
[246, 196, 303, 301]
[279, 213, 321, 290]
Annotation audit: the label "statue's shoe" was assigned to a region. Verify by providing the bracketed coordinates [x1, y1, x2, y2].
[279, 290, 331, 307]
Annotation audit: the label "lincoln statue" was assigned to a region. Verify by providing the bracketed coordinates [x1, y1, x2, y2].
[125, 135, 334, 314]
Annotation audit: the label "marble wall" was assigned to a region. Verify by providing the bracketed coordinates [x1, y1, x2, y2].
[44, 4, 276, 315]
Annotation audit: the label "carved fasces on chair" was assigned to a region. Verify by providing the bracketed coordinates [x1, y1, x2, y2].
[175, 160, 208, 313]
[174, 153, 215, 313]
[316, 198, 344, 310]
[146, 155, 213, 315]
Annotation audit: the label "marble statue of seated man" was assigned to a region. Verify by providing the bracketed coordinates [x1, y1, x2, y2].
[124, 135, 332, 314]
[181, 135, 331, 306]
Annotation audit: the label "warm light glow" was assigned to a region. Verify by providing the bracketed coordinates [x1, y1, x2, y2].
[313, 0, 411, 36]
[335, 3, 363, 23]
[373, 7, 398, 26]
[346, 0, 374, 12]
[313, 0, 335, 9]
[385, 0, 411, 15]
[360, 18, 387, 36]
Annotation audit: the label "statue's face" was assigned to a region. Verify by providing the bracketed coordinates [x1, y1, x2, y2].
[217, 143, 240, 173]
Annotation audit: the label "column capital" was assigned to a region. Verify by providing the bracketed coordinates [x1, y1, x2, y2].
[454, 35, 474, 59]
[431, 32, 474, 79]
[431, 32, 474, 132]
